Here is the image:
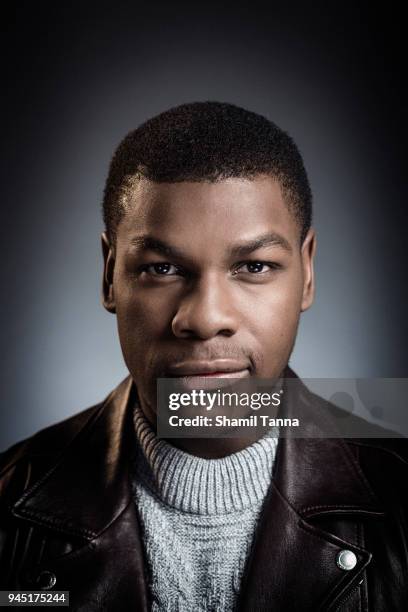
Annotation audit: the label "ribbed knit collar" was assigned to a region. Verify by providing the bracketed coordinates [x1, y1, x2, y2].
[132, 402, 279, 516]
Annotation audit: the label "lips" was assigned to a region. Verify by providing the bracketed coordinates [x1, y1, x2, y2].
[167, 359, 250, 377]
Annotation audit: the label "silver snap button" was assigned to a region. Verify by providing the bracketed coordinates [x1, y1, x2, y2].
[336, 549, 357, 571]
[35, 570, 56, 590]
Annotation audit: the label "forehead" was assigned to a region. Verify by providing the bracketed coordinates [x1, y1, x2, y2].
[116, 176, 299, 251]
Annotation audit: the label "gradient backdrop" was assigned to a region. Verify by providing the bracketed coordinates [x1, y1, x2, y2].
[1, 2, 407, 450]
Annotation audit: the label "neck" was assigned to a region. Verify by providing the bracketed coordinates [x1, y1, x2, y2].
[132, 400, 279, 514]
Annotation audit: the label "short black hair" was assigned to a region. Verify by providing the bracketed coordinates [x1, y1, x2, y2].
[102, 101, 312, 245]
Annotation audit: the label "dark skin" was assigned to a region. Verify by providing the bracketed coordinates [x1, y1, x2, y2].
[102, 175, 316, 458]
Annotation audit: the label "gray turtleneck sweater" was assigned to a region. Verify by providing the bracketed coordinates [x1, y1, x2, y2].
[130, 403, 279, 611]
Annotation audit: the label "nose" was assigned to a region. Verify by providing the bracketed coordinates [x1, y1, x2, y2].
[171, 273, 239, 339]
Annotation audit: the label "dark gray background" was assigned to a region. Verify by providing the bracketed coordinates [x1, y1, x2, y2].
[1, 2, 407, 450]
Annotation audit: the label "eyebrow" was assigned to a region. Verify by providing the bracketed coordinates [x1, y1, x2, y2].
[229, 232, 293, 256]
[129, 231, 292, 259]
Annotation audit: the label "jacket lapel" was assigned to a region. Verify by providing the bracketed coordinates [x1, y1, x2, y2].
[11, 376, 150, 610]
[237, 370, 385, 611]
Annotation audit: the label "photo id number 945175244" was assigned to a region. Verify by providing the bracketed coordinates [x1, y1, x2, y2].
[0, 591, 69, 607]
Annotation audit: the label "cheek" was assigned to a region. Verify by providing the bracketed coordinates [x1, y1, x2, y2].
[242, 273, 303, 371]
[249, 298, 300, 351]
[114, 294, 166, 381]
[114, 282, 174, 350]
[247, 272, 303, 331]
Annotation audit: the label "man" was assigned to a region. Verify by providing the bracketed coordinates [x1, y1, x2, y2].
[0, 102, 406, 611]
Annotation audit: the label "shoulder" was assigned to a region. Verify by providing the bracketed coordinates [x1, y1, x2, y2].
[0, 402, 103, 501]
[298, 381, 408, 500]
[347, 437, 408, 464]
[0, 375, 134, 505]
[345, 437, 408, 510]
[307, 389, 408, 463]
[0, 403, 102, 471]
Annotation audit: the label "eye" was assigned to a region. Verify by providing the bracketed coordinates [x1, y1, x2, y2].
[143, 262, 181, 276]
[234, 261, 280, 275]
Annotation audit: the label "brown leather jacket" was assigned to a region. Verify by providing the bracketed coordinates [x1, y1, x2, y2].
[0, 371, 407, 611]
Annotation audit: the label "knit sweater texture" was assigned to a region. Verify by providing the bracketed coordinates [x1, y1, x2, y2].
[130, 403, 279, 612]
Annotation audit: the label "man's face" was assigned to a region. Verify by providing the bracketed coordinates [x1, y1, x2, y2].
[102, 175, 315, 418]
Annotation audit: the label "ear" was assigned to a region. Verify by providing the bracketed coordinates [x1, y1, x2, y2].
[101, 232, 116, 314]
[300, 228, 317, 312]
